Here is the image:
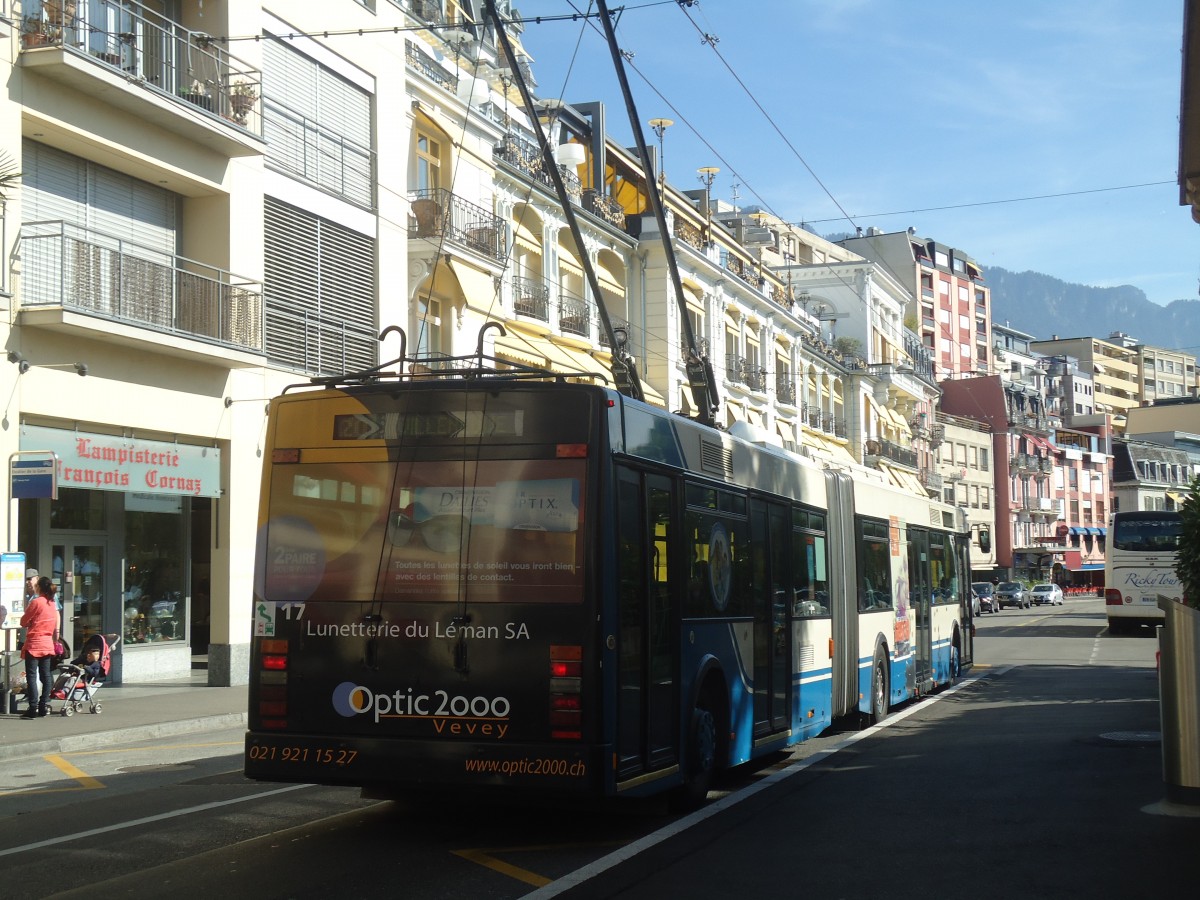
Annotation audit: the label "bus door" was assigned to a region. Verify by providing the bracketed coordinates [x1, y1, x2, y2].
[750, 498, 790, 736]
[907, 527, 933, 689]
[615, 468, 678, 779]
[955, 534, 974, 667]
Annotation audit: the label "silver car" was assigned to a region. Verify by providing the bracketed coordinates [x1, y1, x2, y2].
[995, 581, 1029, 609]
[1029, 583, 1065, 606]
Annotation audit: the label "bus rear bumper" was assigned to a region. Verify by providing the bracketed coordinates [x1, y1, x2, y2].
[245, 730, 602, 794]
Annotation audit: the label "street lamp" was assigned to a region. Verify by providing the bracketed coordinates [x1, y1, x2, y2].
[648, 117, 674, 190]
[697, 166, 719, 244]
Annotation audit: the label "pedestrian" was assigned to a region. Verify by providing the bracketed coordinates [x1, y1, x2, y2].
[25, 567, 39, 603]
[19, 576, 58, 719]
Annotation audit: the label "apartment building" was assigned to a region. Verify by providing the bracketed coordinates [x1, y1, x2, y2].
[1029, 335, 1140, 425]
[838, 228, 992, 379]
[935, 412, 996, 577]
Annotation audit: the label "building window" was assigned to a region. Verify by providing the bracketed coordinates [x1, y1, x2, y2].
[264, 197, 377, 375]
[263, 40, 374, 207]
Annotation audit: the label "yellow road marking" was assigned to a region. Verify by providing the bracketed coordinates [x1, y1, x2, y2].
[453, 847, 552, 887]
[453, 841, 626, 887]
[44, 754, 104, 790]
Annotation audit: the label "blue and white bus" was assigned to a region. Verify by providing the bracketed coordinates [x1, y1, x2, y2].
[244, 358, 973, 805]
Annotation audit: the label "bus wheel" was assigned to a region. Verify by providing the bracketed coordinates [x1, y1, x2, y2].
[674, 702, 717, 810]
[869, 648, 888, 724]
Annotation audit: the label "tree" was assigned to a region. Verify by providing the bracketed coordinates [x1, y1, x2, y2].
[1176, 474, 1200, 610]
[0, 151, 20, 202]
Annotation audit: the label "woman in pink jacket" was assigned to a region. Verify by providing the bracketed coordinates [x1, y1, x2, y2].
[20, 576, 58, 719]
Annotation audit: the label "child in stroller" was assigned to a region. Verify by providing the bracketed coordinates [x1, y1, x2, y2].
[50, 633, 119, 716]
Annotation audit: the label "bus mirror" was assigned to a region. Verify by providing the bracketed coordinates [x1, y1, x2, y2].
[978, 529, 991, 553]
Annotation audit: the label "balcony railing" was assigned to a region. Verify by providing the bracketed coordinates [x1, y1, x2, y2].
[20, 220, 262, 352]
[776, 375, 796, 405]
[513, 275, 550, 321]
[405, 39, 457, 93]
[726, 355, 766, 392]
[409, 189, 504, 262]
[865, 438, 918, 469]
[495, 132, 555, 191]
[409, 0, 447, 25]
[583, 190, 626, 230]
[20, 1, 263, 138]
[559, 291, 591, 338]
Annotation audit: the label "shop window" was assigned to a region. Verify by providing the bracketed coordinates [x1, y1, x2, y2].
[124, 496, 186, 645]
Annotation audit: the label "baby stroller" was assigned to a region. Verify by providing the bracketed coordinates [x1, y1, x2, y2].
[50, 633, 120, 716]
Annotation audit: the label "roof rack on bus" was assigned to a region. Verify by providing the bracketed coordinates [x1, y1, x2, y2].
[288, 323, 611, 393]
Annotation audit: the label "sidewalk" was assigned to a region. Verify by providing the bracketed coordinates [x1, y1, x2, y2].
[0, 666, 247, 762]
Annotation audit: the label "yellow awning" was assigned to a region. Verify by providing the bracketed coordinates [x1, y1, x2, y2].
[1167, 490, 1184, 503]
[746, 407, 764, 428]
[595, 257, 624, 295]
[543, 342, 604, 378]
[639, 380, 666, 409]
[678, 385, 696, 414]
[513, 220, 542, 254]
[557, 244, 584, 276]
[726, 403, 745, 424]
[492, 334, 544, 368]
[448, 261, 499, 308]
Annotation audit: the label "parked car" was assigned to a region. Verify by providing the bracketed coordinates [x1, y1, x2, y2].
[971, 581, 998, 614]
[995, 581, 1029, 609]
[1029, 583, 1064, 606]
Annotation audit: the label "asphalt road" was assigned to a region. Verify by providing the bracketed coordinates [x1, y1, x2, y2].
[2, 596, 1194, 900]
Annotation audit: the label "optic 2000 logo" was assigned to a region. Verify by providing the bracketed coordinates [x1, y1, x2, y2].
[332, 681, 512, 737]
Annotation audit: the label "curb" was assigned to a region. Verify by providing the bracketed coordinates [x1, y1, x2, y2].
[0, 712, 248, 762]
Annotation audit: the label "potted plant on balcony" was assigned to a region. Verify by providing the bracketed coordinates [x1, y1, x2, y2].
[411, 196, 444, 237]
[180, 80, 213, 113]
[20, 16, 59, 49]
[229, 79, 258, 124]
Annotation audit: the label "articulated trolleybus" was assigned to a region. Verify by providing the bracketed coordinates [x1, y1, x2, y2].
[1104, 510, 1183, 634]
[244, 341, 973, 804]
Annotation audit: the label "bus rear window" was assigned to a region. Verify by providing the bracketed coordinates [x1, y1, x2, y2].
[259, 458, 586, 605]
[1112, 516, 1182, 552]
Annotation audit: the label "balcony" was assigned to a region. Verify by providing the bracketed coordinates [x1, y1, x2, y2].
[409, 189, 504, 262]
[726, 355, 766, 393]
[18, 2, 263, 154]
[495, 131, 553, 191]
[405, 39, 457, 93]
[864, 438, 918, 469]
[513, 276, 550, 322]
[19, 220, 262, 358]
[558, 291, 592, 338]
[583, 190, 626, 230]
[776, 375, 796, 405]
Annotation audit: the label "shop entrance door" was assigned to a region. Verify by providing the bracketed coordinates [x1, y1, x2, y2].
[53, 542, 107, 656]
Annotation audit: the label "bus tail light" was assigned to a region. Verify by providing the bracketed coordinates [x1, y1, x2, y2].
[258, 639, 289, 729]
[550, 644, 582, 740]
[1104, 588, 1125, 607]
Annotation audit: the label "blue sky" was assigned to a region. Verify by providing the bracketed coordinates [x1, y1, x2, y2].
[513, 0, 1194, 305]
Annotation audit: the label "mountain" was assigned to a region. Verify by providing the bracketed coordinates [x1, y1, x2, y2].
[985, 267, 1200, 351]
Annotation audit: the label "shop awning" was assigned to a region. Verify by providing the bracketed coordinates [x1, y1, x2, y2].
[543, 342, 604, 378]
[1085, 527, 1102, 536]
[1068, 526, 1084, 535]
